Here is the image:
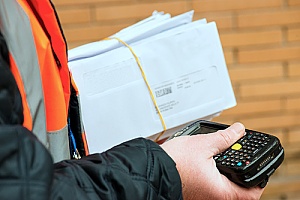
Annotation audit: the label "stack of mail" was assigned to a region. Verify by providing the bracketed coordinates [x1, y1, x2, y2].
[68, 10, 236, 153]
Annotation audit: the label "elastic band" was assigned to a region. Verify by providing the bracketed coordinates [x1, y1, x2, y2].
[104, 37, 166, 142]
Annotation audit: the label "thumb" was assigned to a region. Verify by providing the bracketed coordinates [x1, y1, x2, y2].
[208, 122, 245, 156]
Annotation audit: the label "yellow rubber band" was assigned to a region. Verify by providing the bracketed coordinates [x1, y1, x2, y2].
[104, 37, 166, 142]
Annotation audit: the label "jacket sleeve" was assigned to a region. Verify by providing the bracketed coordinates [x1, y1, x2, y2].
[0, 125, 53, 200]
[51, 138, 183, 200]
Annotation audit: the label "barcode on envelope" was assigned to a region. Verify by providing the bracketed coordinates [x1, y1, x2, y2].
[155, 87, 172, 98]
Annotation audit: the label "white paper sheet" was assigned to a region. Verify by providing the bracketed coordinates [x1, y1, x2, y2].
[69, 16, 236, 153]
[68, 11, 194, 62]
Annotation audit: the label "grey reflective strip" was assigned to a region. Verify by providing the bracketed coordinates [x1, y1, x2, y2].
[0, 1, 47, 146]
[77, 95, 85, 132]
[244, 149, 284, 182]
[48, 126, 70, 163]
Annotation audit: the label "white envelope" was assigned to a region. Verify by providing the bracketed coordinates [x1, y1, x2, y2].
[68, 10, 194, 62]
[69, 19, 236, 153]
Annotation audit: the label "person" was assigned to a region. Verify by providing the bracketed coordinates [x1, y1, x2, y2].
[0, 31, 264, 200]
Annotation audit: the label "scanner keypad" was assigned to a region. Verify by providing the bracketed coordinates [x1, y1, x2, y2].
[213, 132, 271, 168]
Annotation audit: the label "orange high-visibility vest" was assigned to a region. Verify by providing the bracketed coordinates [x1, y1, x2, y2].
[0, 0, 78, 162]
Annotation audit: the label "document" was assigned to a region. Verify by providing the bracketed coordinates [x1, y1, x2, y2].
[68, 10, 194, 62]
[69, 11, 236, 153]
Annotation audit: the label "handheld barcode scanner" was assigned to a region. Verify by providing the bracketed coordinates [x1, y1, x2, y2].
[168, 120, 284, 188]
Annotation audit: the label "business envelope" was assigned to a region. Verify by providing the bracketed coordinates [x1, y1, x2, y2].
[69, 21, 236, 153]
[68, 11, 195, 62]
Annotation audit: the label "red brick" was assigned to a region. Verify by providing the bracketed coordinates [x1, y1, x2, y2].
[240, 80, 300, 98]
[285, 143, 300, 160]
[52, 0, 130, 6]
[95, 2, 189, 21]
[287, 28, 300, 42]
[286, 160, 300, 175]
[55, 8, 91, 25]
[239, 113, 300, 130]
[194, 14, 233, 30]
[223, 50, 234, 65]
[220, 30, 282, 48]
[286, 97, 300, 111]
[288, 0, 300, 6]
[229, 64, 283, 82]
[288, 61, 300, 77]
[192, 0, 282, 12]
[262, 176, 300, 195]
[238, 10, 300, 28]
[287, 128, 300, 144]
[238, 46, 300, 64]
[220, 99, 282, 116]
[63, 24, 130, 43]
[262, 193, 300, 200]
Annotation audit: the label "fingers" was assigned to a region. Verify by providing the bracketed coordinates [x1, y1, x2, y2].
[208, 122, 245, 156]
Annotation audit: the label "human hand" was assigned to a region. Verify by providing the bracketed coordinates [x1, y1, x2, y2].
[161, 122, 264, 200]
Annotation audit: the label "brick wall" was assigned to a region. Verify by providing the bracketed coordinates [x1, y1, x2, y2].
[52, 0, 300, 199]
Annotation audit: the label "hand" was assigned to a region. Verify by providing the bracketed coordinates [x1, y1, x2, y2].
[161, 122, 264, 200]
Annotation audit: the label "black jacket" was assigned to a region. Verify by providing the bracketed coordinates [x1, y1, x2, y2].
[51, 138, 182, 200]
[0, 32, 183, 200]
[0, 125, 182, 200]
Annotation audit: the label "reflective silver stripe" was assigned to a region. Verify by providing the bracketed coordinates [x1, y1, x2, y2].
[0, 1, 47, 146]
[78, 95, 85, 132]
[48, 126, 70, 163]
[244, 149, 284, 183]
